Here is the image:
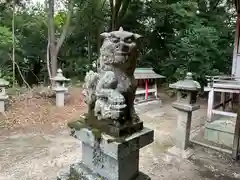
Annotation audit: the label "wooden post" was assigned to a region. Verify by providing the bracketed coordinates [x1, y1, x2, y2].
[154, 79, 158, 99]
[220, 92, 226, 111]
[232, 15, 240, 76]
[229, 93, 233, 109]
[207, 88, 214, 122]
[232, 107, 240, 161]
[145, 79, 148, 100]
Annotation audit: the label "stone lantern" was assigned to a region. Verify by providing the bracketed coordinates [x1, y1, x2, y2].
[51, 69, 70, 107]
[168, 72, 201, 158]
[0, 78, 9, 112]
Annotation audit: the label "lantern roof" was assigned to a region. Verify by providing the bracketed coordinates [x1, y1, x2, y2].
[0, 78, 9, 86]
[51, 69, 70, 82]
[169, 72, 201, 91]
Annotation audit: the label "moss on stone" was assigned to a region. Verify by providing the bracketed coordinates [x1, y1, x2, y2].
[67, 168, 88, 180]
[67, 117, 103, 142]
[67, 118, 86, 130]
[107, 137, 126, 144]
[91, 128, 102, 141]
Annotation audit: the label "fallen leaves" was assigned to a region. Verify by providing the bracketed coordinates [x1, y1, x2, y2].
[2, 87, 87, 131]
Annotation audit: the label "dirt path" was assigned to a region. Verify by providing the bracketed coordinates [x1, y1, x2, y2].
[0, 91, 240, 180]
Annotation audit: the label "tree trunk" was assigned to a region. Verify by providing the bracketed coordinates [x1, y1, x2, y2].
[12, 1, 15, 87]
[96, 27, 101, 56]
[87, 32, 93, 69]
[109, 0, 131, 30]
[46, 0, 73, 81]
[47, 0, 57, 77]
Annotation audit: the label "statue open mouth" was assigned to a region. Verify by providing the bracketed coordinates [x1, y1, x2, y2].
[115, 52, 129, 56]
[110, 104, 126, 111]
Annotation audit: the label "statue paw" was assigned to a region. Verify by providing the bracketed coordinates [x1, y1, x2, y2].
[113, 120, 121, 127]
[131, 112, 140, 123]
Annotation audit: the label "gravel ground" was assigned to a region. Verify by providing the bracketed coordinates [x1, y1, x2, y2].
[0, 91, 240, 180]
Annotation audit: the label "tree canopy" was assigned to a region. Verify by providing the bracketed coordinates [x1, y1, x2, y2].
[0, 0, 236, 86]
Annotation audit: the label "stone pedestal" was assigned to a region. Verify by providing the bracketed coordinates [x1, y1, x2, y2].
[54, 88, 67, 107]
[58, 128, 154, 180]
[168, 103, 199, 158]
[0, 95, 8, 112]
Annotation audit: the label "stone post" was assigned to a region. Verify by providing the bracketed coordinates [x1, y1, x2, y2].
[0, 78, 9, 113]
[51, 69, 70, 107]
[168, 72, 201, 158]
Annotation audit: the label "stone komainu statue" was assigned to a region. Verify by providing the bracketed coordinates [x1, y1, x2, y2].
[83, 27, 142, 126]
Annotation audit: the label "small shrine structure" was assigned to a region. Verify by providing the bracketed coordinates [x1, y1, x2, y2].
[201, 0, 240, 159]
[134, 68, 165, 103]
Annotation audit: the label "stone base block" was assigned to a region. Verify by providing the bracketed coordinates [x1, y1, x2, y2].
[204, 120, 238, 148]
[168, 146, 194, 159]
[57, 162, 151, 180]
[64, 127, 154, 180]
[57, 162, 103, 180]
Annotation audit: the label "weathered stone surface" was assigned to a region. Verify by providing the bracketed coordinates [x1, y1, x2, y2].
[0, 77, 9, 112]
[0, 96, 8, 112]
[168, 72, 200, 159]
[82, 27, 143, 133]
[172, 103, 200, 112]
[57, 162, 104, 180]
[74, 127, 154, 159]
[169, 72, 201, 91]
[204, 119, 240, 148]
[85, 118, 144, 137]
[174, 111, 192, 150]
[69, 115, 144, 137]
[57, 162, 151, 180]
[55, 91, 65, 107]
[66, 127, 154, 180]
[51, 69, 70, 107]
[60, 28, 154, 180]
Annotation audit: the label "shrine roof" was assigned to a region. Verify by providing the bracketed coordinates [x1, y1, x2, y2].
[134, 68, 165, 79]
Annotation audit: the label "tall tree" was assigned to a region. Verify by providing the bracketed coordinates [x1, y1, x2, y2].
[109, 0, 131, 30]
[45, 0, 74, 81]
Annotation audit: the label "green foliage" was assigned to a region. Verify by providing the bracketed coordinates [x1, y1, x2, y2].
[0, 0, 236, 87]
[0, 26, 12, 48]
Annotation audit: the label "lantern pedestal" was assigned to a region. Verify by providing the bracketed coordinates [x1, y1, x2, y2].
[168, 103, 200, 159]
[0, 78, 9, 113]
[54, 87, 67, 107]
[0, 95, 8, 113]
